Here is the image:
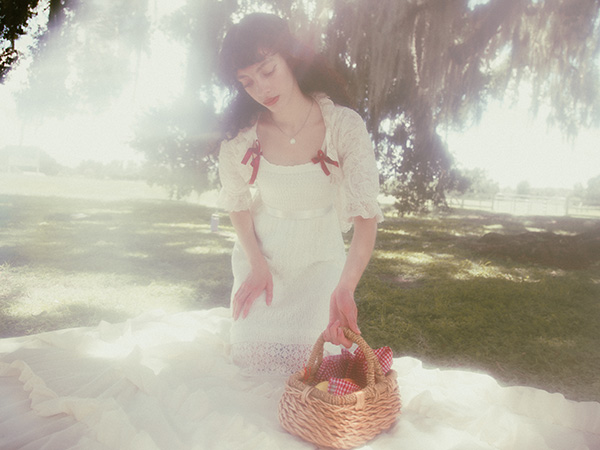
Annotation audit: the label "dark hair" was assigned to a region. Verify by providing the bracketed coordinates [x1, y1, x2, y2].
[218, 13, 352, 139]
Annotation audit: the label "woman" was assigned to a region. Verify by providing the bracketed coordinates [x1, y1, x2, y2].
[218, 13, 383, 375]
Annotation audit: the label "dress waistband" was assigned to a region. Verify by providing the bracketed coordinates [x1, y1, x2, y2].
[262, 204, 333, 220]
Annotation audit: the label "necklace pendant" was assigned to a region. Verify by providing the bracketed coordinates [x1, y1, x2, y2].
[290, 138, 296, 145]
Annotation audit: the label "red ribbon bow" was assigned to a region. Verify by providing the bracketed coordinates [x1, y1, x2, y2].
[241, 140, 262, 184]
[312, 150, 339, 176]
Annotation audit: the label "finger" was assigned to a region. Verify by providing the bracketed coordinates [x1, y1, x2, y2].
[322, 320, 337, 344]
[232, 296, 240, 320]
[341, 337, 353, 348]
[326, 318, 337, 331]
[341, 329, 354, 348]
[233, 292, 242, 320]
[329, 319, 340, 332]
[241, 299, 252, 319]
[329, 320, 344, 345]
[334, 320, 354, 348]
[345, 309, 360, 335]
[233, 299, 243, 321]
[241, 290, 259, 319]
[233, 286, 247, 320]
[339, 299, 359, 335]
[265, 279, 273, 306]
[330, 324, 351, 348]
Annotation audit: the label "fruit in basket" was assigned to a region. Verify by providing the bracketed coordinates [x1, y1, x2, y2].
[315, 381, 329, 391]
[315, 378, 360, 394]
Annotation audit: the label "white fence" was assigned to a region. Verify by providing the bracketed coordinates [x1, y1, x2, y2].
[448, 194, 600, 218]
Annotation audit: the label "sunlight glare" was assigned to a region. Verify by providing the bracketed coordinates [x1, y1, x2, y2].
[468, 0, 491, 9]
[0, 0, 189, 168]
[378, 251, 436, 265]
[447, 91, 600, 189]
[184, 246, 230, 255]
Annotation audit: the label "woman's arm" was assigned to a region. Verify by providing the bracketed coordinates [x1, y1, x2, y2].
[229, 210, 273, 320]
[324, 215, 378, 347]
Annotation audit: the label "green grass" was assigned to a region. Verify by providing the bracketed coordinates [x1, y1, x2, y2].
[356, 212, 600, 402]
[1, 174, 599, 402]
[0, 177, 234, 335]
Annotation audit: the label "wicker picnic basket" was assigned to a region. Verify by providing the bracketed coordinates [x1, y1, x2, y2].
[278, 328, 401, 449]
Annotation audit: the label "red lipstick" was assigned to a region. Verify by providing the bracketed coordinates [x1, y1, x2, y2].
[263, 96, 279, 107]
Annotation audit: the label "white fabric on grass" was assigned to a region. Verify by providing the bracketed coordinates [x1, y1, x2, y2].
[1, 308, 599, 450]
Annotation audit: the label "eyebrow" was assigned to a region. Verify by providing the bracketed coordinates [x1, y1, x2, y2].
[237, 57, 275, 80]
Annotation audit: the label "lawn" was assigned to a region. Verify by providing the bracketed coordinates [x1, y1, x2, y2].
[1, 173, 599, 403]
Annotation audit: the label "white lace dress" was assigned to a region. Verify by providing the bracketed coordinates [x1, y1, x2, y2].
[218, 94, 384, 375]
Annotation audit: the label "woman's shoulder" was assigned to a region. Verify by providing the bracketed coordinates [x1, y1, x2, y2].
[333, 105, 365, 130]
[313, 94, 373, 164]
[314, 93, 365, 131]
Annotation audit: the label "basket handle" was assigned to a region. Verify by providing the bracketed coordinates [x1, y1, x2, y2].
[306, 327, 386, 387]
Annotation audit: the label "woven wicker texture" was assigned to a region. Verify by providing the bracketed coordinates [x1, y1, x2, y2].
[278, 328, 401, 449]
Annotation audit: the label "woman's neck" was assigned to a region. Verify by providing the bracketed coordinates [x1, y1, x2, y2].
[269, 92, 314, 134]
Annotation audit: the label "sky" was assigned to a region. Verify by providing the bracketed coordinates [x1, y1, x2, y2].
[1, 0, 599, 190]
[445, 99, 600, 190]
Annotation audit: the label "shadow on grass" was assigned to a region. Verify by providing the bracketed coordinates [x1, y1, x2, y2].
[357, 273, 600, 402]
[375, 210, 600, 271]
[0, 195, 235, 327]
[0, 195, 232, 279]
[0, 301, 132, 339]
[357, 210, 600, 402]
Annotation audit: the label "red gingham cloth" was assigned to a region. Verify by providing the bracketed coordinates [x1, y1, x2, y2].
[315, 346, 394, 395]
[327, 377, 362, 395]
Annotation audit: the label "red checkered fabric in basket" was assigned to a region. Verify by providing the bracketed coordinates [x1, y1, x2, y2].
[315, 345, 394, 394]
[327, 377, 362, 395]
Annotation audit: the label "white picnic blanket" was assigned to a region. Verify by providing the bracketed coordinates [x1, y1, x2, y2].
[1, 307, 599, 450]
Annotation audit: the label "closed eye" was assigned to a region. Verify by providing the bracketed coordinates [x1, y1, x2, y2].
[238, 63, 276, 89]
[263, 65, 276, 77]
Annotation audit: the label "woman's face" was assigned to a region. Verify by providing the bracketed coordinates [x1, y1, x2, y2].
[236, 52, 299, 111]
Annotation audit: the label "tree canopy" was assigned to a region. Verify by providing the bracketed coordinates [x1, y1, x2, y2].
[1, 0, 599, 211]
[0, 0, 40, 82]
[322, 0, 600, 212]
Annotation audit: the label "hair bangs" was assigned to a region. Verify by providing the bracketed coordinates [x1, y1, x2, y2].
[218, 13, 291, 88]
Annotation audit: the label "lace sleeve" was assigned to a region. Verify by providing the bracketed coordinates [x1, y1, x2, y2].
[217, 138, 252, 212]
[335, 109, 384, 232]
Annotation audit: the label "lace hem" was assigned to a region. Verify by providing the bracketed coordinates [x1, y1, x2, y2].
[217, 187, 252, 212]
[343, 201, 384, 229]
[231, 342, 313, 376]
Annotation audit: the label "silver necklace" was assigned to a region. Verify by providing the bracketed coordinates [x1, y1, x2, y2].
[271, 99, 314, 145]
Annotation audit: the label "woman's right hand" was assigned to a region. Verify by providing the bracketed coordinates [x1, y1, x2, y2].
[232, 259, 273, 320]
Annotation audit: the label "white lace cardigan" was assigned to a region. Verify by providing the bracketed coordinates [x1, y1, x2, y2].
[217, 93, 383, 232]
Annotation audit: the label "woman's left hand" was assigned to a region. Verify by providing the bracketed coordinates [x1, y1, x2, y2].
[323, 216, 376, 348]
[324, 285, 360, 348]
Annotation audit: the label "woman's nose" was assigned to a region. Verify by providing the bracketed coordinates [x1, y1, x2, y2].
[254, 77, 271, 97]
